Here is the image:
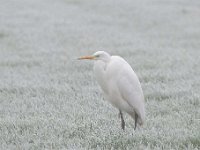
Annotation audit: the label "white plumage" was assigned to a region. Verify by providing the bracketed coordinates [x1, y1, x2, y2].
[78, 51, 145, 130]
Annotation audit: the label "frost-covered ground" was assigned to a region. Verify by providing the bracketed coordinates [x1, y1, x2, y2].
[0, 0, 200, 149]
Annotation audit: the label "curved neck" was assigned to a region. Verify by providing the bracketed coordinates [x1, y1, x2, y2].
[102, 52, 111, 63]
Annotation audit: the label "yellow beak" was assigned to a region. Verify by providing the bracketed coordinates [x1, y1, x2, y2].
[78, 55, 96, 60]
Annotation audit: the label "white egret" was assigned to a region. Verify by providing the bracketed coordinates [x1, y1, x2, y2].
[78, 51, 145, 130]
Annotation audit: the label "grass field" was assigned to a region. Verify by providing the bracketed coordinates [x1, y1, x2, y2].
[0, 0, 200, 149]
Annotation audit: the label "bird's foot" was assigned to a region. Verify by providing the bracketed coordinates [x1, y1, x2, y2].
[121, 119, 125, 130]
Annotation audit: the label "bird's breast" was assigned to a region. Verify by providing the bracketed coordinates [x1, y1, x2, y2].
[93, 61, 108, 94]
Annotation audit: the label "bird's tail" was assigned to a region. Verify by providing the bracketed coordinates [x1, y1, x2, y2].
[135, 105, 145, 126]
[138, 108, 145, 126]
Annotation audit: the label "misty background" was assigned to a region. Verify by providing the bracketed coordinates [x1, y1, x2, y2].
[0, 0, 200, 149]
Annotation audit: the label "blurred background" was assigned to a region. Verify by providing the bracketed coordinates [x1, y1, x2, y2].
[0, 0, 200, 149]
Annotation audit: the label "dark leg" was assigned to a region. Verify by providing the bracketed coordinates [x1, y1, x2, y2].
[134, 113, 138, 130]
[119, 110, 125, 130]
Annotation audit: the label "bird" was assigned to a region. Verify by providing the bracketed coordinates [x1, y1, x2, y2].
[78, 51, 145, 130]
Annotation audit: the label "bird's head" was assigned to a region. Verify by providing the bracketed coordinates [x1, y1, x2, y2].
[78, 51, 111, 62]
